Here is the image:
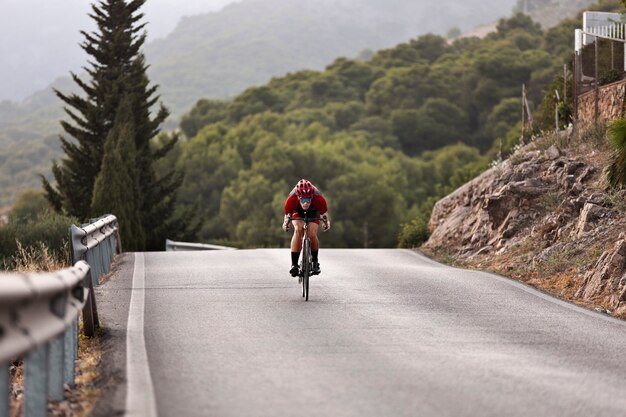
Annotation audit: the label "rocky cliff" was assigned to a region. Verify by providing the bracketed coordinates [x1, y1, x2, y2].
[422, 131, 626, 317]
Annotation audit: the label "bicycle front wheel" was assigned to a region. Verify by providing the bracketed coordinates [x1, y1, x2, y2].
[302, 238, 311, 301]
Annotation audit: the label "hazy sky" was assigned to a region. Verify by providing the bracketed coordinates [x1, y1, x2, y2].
[0, 0, 237, 102]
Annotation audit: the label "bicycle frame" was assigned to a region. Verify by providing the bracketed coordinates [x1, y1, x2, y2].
[287, 216, 326, 301]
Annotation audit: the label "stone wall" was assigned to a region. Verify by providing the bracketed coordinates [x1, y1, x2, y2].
[577, 79, 626, 126]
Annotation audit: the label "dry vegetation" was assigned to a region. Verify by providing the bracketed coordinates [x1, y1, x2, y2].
[10, 241, 69, 272]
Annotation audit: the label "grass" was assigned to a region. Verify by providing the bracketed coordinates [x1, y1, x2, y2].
[10, 240, 70, 272]
[538, 245, 581, 276]
[420, 246, 461, 267]
[574, 123, 608, 149]
[538, 191, 562, 212]
[605, 189, 626, 213]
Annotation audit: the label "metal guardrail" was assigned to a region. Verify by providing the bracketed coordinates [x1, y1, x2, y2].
[0, 261, 97, 417]
[165, 238, 235, 251]
[70, 214, 122, 286]
[0, 214, 120, 417]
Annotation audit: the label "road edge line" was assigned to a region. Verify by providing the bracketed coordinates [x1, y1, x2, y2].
[124, 253, 158, 417]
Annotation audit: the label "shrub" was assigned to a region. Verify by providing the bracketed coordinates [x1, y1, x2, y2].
[599, 68, 623, 86]
[398, 214, 430, 248]
[0, 211, 77, 270]
[606, 119, 626, 188]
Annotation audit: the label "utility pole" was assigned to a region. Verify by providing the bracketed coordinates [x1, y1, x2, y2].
[522, 84, 526, 140]
[595, 36, 599, 124]
[563, 64, 567, 102]
[555, 90, 560, 133]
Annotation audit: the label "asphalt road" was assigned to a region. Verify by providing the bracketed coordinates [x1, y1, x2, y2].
[95, 249, 626, 417]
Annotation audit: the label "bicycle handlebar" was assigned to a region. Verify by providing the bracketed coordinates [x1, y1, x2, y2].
[286, 216, 328, 224]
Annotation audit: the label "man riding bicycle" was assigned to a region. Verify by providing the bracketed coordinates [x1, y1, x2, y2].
[282, 179, 331, 277]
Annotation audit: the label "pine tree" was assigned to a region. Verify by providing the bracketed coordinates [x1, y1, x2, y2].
[43, 0, 198, 250]
[91, 96, 146, 251]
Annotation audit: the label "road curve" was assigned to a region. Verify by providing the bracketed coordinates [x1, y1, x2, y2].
[96, 249, 626, 417]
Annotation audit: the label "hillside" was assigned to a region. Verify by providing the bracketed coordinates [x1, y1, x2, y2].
[144, 0, 518, 115]
[0, 0, 520, 207]
[422, 128, 626, 318]
[167, 3, 625, 248]
[0, 0, 616, 212]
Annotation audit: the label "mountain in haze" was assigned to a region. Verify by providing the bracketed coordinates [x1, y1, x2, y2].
[0, 0, 234, 103]
[0, 0, 520, 139]
[144, 0, 518, 116]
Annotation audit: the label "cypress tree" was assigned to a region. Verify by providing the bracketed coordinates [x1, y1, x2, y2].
[43, 0, 198, 249]
[91, 95, 146, 251]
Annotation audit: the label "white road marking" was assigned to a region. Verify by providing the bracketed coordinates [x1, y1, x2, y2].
[125, 253, 158, 417]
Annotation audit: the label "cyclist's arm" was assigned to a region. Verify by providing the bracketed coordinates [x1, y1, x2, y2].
[315, 194, 330, 230]
[283, 196, 297, 231]
[320, 211, 331, 231]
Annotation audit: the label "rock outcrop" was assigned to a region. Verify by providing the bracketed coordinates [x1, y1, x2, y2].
[424, 139, 626, 315]
[425, 144, 599, 257]
[576, 237, 626, 314]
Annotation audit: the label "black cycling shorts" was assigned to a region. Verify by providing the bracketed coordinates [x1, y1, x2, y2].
[290, 207, 320, 224]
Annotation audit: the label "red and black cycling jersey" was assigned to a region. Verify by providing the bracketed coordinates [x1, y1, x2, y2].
[284, 186, 328, 223]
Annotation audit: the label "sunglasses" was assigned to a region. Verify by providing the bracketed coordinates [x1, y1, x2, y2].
[299, 198, 312, 203]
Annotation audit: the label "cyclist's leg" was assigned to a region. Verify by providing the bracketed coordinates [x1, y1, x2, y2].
[291, 220, 305, 251]
[290, 220, 305, 276]
[307, 222, 319, 250]
[307, 222, 321, 274]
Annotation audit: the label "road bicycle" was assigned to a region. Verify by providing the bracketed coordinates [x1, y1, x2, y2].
[286, 215, 327, 301]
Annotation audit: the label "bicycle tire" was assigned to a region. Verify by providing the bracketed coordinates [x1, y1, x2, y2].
[302, 237, 310, 301]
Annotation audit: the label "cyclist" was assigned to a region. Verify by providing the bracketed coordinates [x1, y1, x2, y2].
[282, 179, 331, 277]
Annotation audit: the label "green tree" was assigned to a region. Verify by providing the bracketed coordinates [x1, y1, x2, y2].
[219, 171, 286, 247]
[180, 99, 229, 138]
[409, 34, 450, 63]
[42, 0, 194, 250]
[485, 97, 523, 140]
[391, 98, 469, 155]
[91, 96, 145, 251]
[327, 162, 406, 248]
[364, 64, 433, 115]
[177, 126, 244, 241]
[492, 12, 542, 39]
[228, 86, 286, 122]
[10, 191, 50, 223]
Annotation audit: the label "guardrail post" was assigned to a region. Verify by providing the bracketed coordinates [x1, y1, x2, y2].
[48, 335, 64, 401]
[25, 344, 48, 417]
[85, 252, 99, 286]
[97, 243, 106, 276]
[82, 269, 99, 338]
[73, 320, 78, 372]
[0, 363, 8, 417]
[63, 324, 75, 387]
[102, 233, 112, 273]
[69, 224, 87, 266]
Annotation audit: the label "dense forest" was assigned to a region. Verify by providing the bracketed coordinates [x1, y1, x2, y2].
[169, 0, 622, 248]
